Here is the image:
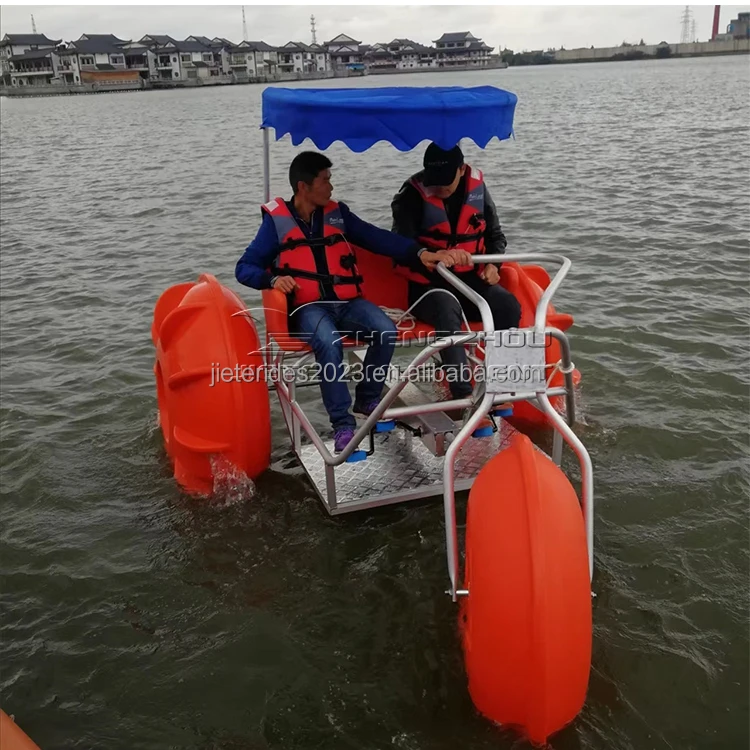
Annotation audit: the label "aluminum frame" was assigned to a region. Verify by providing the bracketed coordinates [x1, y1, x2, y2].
[259, 127, 594, 593]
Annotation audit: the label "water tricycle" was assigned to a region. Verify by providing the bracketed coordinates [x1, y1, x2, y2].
[151, 85, 594, 746]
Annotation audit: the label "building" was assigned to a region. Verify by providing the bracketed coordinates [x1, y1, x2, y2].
[138, 34, 177, 47]
[57, 34, 143, 85]
[138, 34, 181, 79]
[364, 39, 437, 70]
[727, 12, 750, 39]
[308, 43, 330, 71]
[142, 36, 226, 81]
[324, 33, 364, 70]
[387, 38, 436, 69]
[233, 41, 278, 77]
[228, 44, 257, 79]
[0, 27, 509, 91]
[0, 33, 61, 86]
[278, 41, 330, 73]
[365, 43, 398, 71]
[185, 35, 232, 75]
[5, 48, 60, 87]
[117, 42, 157, 80]
[433, 31, 495, 67]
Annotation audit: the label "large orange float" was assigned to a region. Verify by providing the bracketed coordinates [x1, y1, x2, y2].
[151, 86, 595, 746]
[0, 710, 40, 750]
[462, 434, 591, 744]
[152, 273, 271, 495]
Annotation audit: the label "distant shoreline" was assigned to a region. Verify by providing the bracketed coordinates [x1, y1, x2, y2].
[546, 37, 749, 66]
[1, 46, 747, 99]
[0, 60, 509, 98]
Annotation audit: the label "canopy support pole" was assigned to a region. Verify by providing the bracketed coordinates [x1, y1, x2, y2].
[262, 127, 270, 203]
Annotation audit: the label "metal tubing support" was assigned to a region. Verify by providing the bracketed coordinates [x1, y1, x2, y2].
[273, 302, 576, 467]
[546, 327, 577, 427]
[435, 256, 578, 430]
[382, 388, 567, 422]
[325, 464, 337, 512]
[552, 429, 563, 466]
[436, 264, 495, 332]
[437, 252, 573, 338]
[288, 378, 301, 452]
[536, 392, 594, 581]
[262, 127, 270, 203]
[273, 349, 296, 435]
[532, 258, 572, 334]
[321, 333, 479, 462]
[277, 333, 478, 465]
[443, 391, 496, 601]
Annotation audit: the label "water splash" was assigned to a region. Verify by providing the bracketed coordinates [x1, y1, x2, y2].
[209, 454, 256, 506]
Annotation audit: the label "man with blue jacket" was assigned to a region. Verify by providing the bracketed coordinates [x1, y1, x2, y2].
[236, 151, 456, 453]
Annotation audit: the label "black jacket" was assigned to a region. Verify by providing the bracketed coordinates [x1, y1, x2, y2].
[391, 170, 508, 267]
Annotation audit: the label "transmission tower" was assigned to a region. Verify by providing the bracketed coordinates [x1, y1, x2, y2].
[680, 6, 693, 43]
[241, 6, 248, 42]
[311, 15, 317, 45]
[31, 14, 37, 33]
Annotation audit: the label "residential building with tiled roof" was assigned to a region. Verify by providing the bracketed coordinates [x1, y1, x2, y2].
[0, 32, 62, 85]
[231, 41, 278, 77]
[432, 31, 494, 67]
[278, 41, 330, 73]
[55, 34, 149, 85]
[323, 33, 364, 70]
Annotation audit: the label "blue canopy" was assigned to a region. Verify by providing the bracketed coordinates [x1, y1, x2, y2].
[261, 86, 517, 153]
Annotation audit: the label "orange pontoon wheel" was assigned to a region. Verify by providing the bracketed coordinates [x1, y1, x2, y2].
[461, 434, 591, 745]
[151, 274, 271, 495]
[0, 710, 40, 750]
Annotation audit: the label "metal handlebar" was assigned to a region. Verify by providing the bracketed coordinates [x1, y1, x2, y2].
[436, 252, 572, 335]
[436, 253, 594, 589]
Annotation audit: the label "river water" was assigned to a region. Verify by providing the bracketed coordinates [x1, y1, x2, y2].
[1, 56, 748, 749]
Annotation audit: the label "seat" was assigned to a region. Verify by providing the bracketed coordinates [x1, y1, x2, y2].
[262, 287, 481, 353]
[261, 245, 494, 353]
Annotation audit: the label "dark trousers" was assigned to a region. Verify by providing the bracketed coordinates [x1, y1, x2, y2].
[407, 273, 522, 398]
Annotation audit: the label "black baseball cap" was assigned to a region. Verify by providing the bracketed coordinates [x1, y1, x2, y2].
[422, 143, 464, 187]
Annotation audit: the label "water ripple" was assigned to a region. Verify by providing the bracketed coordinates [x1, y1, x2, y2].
[1, 57, 749, 750]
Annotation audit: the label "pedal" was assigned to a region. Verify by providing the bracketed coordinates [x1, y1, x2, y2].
[354, 412, 396, 433]
[415, 410, 456, 457]
[346, 450, 368, 463]
[491, 403, 514, 418]
[471, 424, 495, 438]
[470, 410, 497, 439]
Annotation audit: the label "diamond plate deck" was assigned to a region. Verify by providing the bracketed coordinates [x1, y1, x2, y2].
[288, 347, 555, 514]
[296, 419, 524, 514]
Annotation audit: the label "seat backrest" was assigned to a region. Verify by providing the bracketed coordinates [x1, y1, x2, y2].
[354, 244, 409, 310]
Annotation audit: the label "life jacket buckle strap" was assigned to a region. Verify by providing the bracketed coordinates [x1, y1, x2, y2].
[278, 234, 348, 252]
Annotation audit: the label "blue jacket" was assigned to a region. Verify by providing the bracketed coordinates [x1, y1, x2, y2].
[235, 199, 422, 292]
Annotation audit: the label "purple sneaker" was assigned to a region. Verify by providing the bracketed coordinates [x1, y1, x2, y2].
[353, 398, 380, 418]
[334, 427, 355, 453]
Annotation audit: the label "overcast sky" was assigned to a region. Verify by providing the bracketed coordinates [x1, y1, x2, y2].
[1, 5, 747, 51]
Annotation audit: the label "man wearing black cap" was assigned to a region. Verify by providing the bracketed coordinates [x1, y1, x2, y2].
[390, 142, 522, 403]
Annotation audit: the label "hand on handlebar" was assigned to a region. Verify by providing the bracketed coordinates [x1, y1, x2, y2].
[420, 248, 474, 271]
[446, 249, 473, 267]
[419, 249, 453, 271]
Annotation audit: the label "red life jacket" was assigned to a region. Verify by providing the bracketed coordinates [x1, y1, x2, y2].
[397, 166, 487, 284]
[261, 197, 363, 306]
